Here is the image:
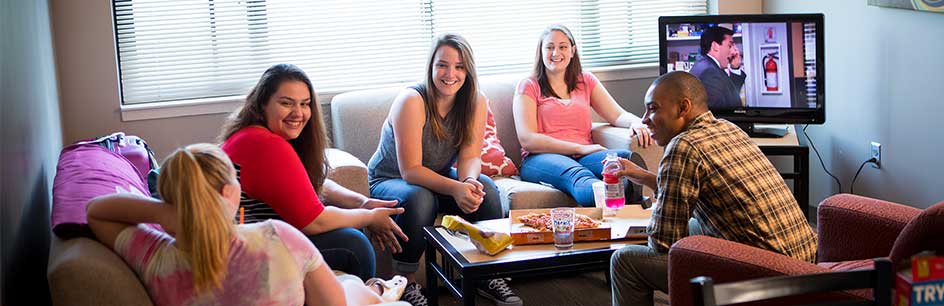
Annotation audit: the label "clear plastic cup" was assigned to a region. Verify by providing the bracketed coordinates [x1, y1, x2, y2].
[550, 207, 576, 249]
[592, 181, 606, 209]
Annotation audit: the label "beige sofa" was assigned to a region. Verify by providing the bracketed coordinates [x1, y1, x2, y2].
[330, 73, 663, 212]
[46, 149, 405, 306]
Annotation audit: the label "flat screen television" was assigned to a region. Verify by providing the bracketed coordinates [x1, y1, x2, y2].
[658, 14, 825, 137]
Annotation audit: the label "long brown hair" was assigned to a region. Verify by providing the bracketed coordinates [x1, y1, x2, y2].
[157, 143, 236, 293]
[218, 64, 329, 190]
[532, 24, 584, 99]
[423, 33, 479, 147]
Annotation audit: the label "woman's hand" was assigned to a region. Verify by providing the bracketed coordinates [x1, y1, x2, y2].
[366, 207, 408, 253]
[360, 198, 399, 210]
[451, 181, 485, 214]
[631, 124, 653, 148]
[577, 144, 607, 157]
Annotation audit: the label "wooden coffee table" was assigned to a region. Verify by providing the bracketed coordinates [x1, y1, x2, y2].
[422, 207, 650, 306]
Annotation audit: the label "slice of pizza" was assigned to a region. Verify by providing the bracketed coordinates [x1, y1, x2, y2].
[517, 212, 551, 231]
[575, 214, 602, 229]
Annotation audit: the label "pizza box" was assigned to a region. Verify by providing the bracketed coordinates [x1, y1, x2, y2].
[508, 206, 651, 245]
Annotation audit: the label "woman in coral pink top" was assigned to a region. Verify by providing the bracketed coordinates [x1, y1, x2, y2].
[219, 64, 407, 281]
[513, 25, 653, 207]
[86, 144, 392, 306]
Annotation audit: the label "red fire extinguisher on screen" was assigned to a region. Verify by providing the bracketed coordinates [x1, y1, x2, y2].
[764, 52, 779, 91]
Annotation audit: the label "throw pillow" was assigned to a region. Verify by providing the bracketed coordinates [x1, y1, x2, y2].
[480, 105, 518, 177]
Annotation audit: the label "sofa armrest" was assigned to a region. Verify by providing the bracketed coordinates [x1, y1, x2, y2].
[816, 194, 920, 262]
[48, 236, 153, 306]
[591, 123, 664, 197]
[326, 148, 369, 197]
[669, 236, 863, 306]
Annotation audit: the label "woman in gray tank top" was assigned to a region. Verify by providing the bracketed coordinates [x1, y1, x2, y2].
[366, 34, 521, 306]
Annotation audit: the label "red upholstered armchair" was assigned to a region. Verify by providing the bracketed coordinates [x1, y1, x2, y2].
[667, 194, 944, 306]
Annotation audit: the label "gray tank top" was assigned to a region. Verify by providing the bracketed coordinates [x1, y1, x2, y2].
[368, 84, 459, 185]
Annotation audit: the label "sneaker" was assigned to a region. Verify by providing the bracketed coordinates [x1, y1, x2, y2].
[477, 278, 522, 306]
[401, 282, 428, 306]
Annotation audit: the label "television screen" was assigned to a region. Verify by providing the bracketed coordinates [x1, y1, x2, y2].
[658, 14, 825, 134]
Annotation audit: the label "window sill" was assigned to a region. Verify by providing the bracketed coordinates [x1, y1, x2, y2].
[589, 63, 660, 82]
[120, 96, 245, 122]
[119, 63, 660, 122]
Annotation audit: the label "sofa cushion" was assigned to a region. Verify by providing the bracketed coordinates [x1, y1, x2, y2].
[326, 148, 369, 197]
[494, 177, 577, 212]
[331, 87, 401, 163]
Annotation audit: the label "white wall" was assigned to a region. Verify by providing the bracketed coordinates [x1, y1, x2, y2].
[765, 0, 944, 208]
[1, 0, 62, 304]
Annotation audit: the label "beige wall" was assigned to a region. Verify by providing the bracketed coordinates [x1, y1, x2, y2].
[51, 0, 231, 158]
[711, 0, 763, 14]
[50, 0, 659, 159]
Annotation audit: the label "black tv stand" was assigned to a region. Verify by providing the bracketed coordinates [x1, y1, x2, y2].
[736, 123, 788, 138]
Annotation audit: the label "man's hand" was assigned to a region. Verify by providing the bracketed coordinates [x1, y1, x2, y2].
[729, 45, 742, 70]
[366, 207, 408, 253]
[616, 158, 650, 186]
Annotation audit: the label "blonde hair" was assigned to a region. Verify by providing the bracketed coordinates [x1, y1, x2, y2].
[157, 143, 236, 293]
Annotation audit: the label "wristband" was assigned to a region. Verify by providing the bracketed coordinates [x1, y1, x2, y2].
[462, 176, 477, 183]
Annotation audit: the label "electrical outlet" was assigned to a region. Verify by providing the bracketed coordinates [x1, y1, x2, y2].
[870, 142, 882, 169]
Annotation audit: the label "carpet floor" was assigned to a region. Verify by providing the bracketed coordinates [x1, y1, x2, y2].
[430, 271, 669, 306]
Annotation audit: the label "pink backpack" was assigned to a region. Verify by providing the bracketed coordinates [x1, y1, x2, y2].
[51, 132, 159, 239]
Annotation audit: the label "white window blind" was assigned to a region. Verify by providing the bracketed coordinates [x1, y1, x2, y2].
[114, 0, 706, 105]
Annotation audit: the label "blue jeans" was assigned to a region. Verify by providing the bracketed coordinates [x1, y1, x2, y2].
[369, 169, 504, 274]
[520, 149, 635, 207]
[308, 228, 375, 281]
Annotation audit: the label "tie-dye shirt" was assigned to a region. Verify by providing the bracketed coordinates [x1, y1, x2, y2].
[115, 219, 321, 306]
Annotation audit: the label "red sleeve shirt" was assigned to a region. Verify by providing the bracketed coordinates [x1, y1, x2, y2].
[222, 126, 324, 229]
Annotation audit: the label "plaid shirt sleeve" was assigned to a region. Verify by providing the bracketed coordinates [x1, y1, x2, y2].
[647, 138, 705, 253]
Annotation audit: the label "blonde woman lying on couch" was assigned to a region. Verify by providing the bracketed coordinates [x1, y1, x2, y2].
[86, 143, 406, 306]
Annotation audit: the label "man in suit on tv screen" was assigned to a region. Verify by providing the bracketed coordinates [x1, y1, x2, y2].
[689, 26, 745, 109]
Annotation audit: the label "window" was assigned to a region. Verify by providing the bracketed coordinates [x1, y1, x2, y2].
[114, 0, 706, 105]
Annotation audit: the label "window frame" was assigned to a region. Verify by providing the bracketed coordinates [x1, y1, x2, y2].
[114, 0, 696, 121]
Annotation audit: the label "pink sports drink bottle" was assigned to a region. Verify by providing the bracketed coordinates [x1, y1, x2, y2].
[602, 152, 625, 209]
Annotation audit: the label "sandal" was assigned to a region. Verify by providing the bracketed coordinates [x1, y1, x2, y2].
[365, 275, 408, 302]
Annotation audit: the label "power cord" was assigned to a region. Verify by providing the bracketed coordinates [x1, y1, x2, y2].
[801, 125, 843, 193]
[850, 157, 878, 195]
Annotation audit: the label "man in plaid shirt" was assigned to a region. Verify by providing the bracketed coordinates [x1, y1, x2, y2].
[609, 71, 816, 306]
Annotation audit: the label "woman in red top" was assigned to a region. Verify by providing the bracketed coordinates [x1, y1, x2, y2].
[219, 64, 406, 281]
